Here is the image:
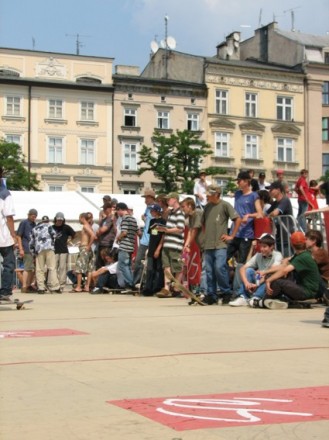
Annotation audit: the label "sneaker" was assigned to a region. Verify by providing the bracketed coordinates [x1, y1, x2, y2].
[322, 318, 329, 328]
[91, 287, 103, 294]
[264, 299, 288, 310]
[37, 290, 45, 295]
[203, 295, 218, 305]
[156, 288, 172, 298]
[51, 289, 62, 294]
[0, 295, 13, 302]
[249, 297, 261, 308]
[229, 296, 249, 307]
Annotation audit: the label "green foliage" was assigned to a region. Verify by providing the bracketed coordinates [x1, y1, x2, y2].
[222, 177, 238, 196]
[138, 130, 226, 193]
[0, 140, 40, 190]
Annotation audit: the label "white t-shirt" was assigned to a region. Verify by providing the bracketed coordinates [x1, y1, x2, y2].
[105, 261, 117, 274]
[0, 189, 15, 247]
[194, 179, 211, 207]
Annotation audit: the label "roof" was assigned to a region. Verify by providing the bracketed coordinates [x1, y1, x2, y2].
[275, 29, 329, 48]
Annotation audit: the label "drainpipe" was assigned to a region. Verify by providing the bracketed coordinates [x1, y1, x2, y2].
[28, 85, 32, 190]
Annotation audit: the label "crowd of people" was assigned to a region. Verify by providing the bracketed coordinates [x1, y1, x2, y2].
[0, 165, 329, 327]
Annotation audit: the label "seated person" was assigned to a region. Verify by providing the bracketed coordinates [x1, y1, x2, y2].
[229, 234, 283, 307]
[305, 229, 329, 302]
[263, 231, 321, 309]
[91, 248, 119, 294]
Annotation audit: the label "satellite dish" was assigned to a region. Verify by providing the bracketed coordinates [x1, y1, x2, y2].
[167, 36, 176, 50]
[150, 40, 159, 53]
[226, 39, 234, 56]
[160, 39, 166, 49]
[233, 32, 240, 41]
[234, 40, 239, 48]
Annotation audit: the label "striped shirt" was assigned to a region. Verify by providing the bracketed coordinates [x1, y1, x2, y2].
[118, 215, 138, 253]
[163, 207, 185, 251]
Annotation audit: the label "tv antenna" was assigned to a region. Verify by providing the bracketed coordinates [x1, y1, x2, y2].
[65, 33, 91, 55]
[283, 6, 301, 32]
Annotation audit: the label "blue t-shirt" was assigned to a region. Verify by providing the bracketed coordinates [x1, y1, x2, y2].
[234, 190, 259, 239]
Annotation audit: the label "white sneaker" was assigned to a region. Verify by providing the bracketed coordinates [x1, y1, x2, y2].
[229, 296, 249, 307]
[249, 297, 261, 308]
[264, 299, 288, 310]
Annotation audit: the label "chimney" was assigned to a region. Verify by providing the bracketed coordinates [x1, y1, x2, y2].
[216, 31, 241, 60]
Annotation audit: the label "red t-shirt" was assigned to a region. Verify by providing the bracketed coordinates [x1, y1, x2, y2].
[295, 176, 310, 202]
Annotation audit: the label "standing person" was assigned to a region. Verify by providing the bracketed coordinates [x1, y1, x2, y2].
[99, 195, 112, 224]
[307, 180, 319, 211]
[142, 204, 166, 296]
[155, 194, 170, 220]
[17, 208, 38, 293]
[316, 177, 329, 207]
[0, 166, 17, 300]
[133, 188, 156, 286]
[258, 172, 270, 190]
[72, 213, 96, 292]
[116, 202, 138, 291]
[295, 169, 313, 232]
[202, 185, 241, 305]
[227, 171, 263, 265]
[263, 231, 320, 309]
[96, 201, 116, 268]
[275, 170, 290, 195]
[248, 169, 260, 192]
[266, 181, 294, 255]
[194, 171, 210, 209]
[156, 192, 185, 298]
[53, 212, 75, 291]
[29, 215, 61, 294]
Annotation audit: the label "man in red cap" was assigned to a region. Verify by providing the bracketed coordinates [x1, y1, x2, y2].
[261, 231, 320, 309]
[275, 169, 289, 195]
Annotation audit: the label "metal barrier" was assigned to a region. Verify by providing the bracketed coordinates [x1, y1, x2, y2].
[271, 215, 300, 257]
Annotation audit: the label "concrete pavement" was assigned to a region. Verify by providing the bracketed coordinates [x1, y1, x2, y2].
[0, 290, 328, 440]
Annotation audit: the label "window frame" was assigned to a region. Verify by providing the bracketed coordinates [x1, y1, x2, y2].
[215, 89, 228, 115]
[277, 137, 294, 162]
[80, 138, 96, 165]
[80, 101, 95, 121]
[276, 96, 293, 121]
[122, 142, 138, 171]
[6, 96, 21, 116]
[48, 136, 64, 164]
[48, 99, 63, 119]
[215, 132, 230, 157]
[323, 117, 329, 141]
[157, 111, 170, 129]
[323, 82, 329, 105]
[124, 108, 137, 127]
[245, 134, 259, 159]
[245, 92, 257, 117]
[5, 134, 22, 146]
[187, 112, 200, 131]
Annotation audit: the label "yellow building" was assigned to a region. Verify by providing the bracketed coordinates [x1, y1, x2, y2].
[0, 48, 114, 192]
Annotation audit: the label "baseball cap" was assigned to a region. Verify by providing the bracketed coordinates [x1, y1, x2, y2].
[55, 212, 65, 220]
[290, 231, 306, 246]
[258, 233, 275, 245]
[149, 204, 162, 213]
[28, 208, 38, 216]
[206, 184, 221, 195]
[141, 188, 156, 198]
[41, 215, 49, 223]
[266, 181, 284, 192]
[276, 169, 284, 175]
[235, 171, 251, 181]
[116, 202, 128, 211]
[166, 192, 180, 200]
[259, 172, 266, 178]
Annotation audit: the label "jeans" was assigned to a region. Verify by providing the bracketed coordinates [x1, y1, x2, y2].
[143, 255, 164, 295]
[204, 248, 230, 299]
[238, 268, 266, 299]
[118, 250, 134, 288]
[0, 245, 15, 296]
[133, 244, 148, 285]
[297, 200, 308, 232]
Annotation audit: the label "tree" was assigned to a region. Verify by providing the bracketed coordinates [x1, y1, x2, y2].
[138, 130, 226, 193]
[0, 140, 40, 190]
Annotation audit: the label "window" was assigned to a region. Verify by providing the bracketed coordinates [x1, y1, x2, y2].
[277, 96, 293, 121]
[215, 89, 228, 114]
[124, 108, 137, 127]
[157, 111, 169, 129]
[124, 189, 137, 194]
[277, 138, 293, 162]
[323, 118, 329, 141]
[323, 153, 329, 175]
[48, 137, 63, 163]
[81, 101, 94, 121]
[5, 134, 21, 145]
[81, 187, 94, 193]
[323, 82, 329, 105]
[325, 52, 329, 64]
[49, 99, 63, 118]
[123, 143, 138, 170]
[245, 135, 258, 159]
[245, 93, 257, 117]
[215, 132, 230, 157]
[6, 96, 21, 116]
[49, 185, 63, 192]
[187, 113, 199, 131]
[80, 139, 95, 165]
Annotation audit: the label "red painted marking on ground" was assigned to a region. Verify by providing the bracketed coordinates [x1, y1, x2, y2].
[0, 346, 327, 367]
[0, 328, 88, 339]
[109, 386, 329, 431]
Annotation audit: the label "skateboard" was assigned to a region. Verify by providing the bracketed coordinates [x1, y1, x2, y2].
[0, 298, 34, 310]
[104, 288, 139, 296]
[165, 271, 206, 306]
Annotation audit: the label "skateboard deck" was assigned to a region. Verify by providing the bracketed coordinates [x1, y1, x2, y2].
[0, 298, 34, 310]
[165, 271, 206, 306]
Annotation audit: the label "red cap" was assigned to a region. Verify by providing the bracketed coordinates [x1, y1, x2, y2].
[276, 169, 284, 175]
[290, 231, 306, 246]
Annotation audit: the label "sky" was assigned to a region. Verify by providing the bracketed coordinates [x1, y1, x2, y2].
[1, 0, 329, 70]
